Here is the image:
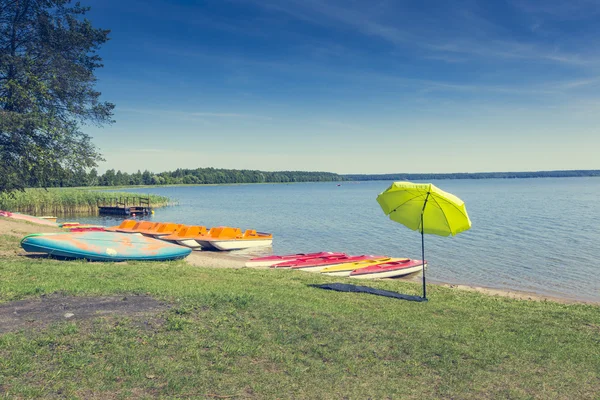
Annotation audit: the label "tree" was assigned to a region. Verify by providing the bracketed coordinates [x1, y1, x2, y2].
[0, 0, 113, 194]
[87, 167, 98, 186]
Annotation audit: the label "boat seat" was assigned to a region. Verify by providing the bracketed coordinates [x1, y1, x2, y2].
[216, 227, 242, 238]
[153, 223, 185, 235]
[167, 225, 207, 238]
[242, 229, 257, 238]
[105, 219, 136, 232]
[119, 221, 159, 233]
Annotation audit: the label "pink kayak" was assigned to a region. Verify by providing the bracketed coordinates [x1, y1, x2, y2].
[350, 259, 426, 279]
[245, 251, 346, 267]
[274, 255, 384, 272]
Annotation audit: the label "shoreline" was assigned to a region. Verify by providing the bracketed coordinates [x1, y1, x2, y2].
[1, 217, 598, 306]
[185, 250, 599, 306]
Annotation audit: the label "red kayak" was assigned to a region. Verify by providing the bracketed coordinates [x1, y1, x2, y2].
[350, 259, 426, 279]
[68, 227, 107, 232]
[275, 254, 384, 272]
[245, 252, 346, 267]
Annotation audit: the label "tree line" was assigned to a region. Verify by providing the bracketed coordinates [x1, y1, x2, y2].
[46, 167, 345, 187]
[345, 170, 600, 181]
[38, 167, 600, 188]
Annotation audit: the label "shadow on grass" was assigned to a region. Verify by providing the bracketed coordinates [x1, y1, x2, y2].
[309, 283, 427, 302]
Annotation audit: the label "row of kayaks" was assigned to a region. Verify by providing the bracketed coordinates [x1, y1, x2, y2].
[104, 220, 273, 251]
[246, 252, 426, 279]
[8, 214, 421, 279]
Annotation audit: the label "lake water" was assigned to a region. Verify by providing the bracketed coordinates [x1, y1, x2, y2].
[71, 178, 600, 302]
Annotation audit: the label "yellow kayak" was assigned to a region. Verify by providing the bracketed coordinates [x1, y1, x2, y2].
[320, 257, 406, 277]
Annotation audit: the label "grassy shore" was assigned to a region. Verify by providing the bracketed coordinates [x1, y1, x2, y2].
[0, 188, 170, 214]
[0, 222, 599, 398]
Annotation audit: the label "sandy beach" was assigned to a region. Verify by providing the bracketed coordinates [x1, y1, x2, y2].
[1, 217, 597, 306]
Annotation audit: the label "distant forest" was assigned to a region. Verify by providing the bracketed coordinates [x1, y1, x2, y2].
[344, 170, 600, 181]
[39, 168, 600, 188]
[50, 168, 345, 187]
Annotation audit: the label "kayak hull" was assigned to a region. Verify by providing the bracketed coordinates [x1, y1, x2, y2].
[319, 258, 403, 276]
[350, 260, 426, 279]
[276, 255, 378, 269]
[21, 232, 191, 262]
[245, 252, 345, 268]
[293, 263, 349, 273]
[209, 239, 273, 251]
[176, 239, 203, 249]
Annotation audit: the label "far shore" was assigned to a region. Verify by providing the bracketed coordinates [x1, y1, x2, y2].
[45, 170, 600, 192]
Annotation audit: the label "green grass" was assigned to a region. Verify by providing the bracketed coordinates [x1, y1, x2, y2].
[0, 238, 598, 398]
[0, 188, 170, 214]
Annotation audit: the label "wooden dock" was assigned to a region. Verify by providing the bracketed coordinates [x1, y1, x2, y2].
[97, 196, 153, 216]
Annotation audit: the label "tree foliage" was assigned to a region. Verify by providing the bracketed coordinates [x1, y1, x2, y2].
[0, 0, 113, 194]
[28, 167, 600, 188]
[41, 167, 346, 187]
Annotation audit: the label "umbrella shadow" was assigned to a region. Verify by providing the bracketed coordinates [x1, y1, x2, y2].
[309, 283, 427, 302]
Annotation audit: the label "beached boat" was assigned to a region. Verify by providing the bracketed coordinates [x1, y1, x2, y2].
[208, 230, 273, 251]
[180, 226, 242, 249]
[60, 222, 105, 230]
[275, 255, 382, 272]
[149, 223, 185, 238]
[105, 219, 136, 232]
[350, 259, 426, 279]
[116, 221, 159, 234]
[59, 222, 83, 227]
[62, 223, 106, 231]
[160, 226, 208, 248]
[245, 252, 346, 268]
[131, 222, 168, 236]
[20, 231, 191, 262]
[320, 257, 401, 276]
[68, 226, 106, 232]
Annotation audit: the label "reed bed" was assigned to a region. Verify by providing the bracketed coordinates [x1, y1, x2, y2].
[0, 188, 171, 215]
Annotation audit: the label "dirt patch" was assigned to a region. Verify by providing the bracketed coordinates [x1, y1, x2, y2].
[0, 294, 168, 334]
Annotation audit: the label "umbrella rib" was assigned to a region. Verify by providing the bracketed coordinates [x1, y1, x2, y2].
[434, 195, 471, 225]
[430, 195, 452, 234]
[390, 192, 428, 214]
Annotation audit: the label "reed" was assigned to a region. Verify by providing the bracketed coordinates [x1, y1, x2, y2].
[0, 188, 171, 214]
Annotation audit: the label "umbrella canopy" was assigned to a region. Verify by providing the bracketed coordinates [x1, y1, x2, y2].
[376, 181, 471, 300]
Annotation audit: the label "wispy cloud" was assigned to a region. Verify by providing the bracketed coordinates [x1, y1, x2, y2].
[150, 42, 600, 102]
[511, 0, 600, 20]
[236, 0, 600, 66]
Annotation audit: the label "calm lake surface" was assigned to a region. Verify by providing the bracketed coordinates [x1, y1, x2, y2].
[72, 178, 600, 302]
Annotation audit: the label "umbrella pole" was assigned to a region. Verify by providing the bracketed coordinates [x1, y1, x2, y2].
[421, 192, 430, 301]
[421, 216, 426, 300]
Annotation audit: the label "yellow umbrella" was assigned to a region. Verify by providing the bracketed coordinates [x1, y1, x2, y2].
[376, 181, 472, 300]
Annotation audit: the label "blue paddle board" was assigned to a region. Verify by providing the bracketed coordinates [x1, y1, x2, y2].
[21, 231, 191, 261]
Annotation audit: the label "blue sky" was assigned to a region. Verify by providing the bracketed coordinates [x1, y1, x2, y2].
[84, 0, 600, 174]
